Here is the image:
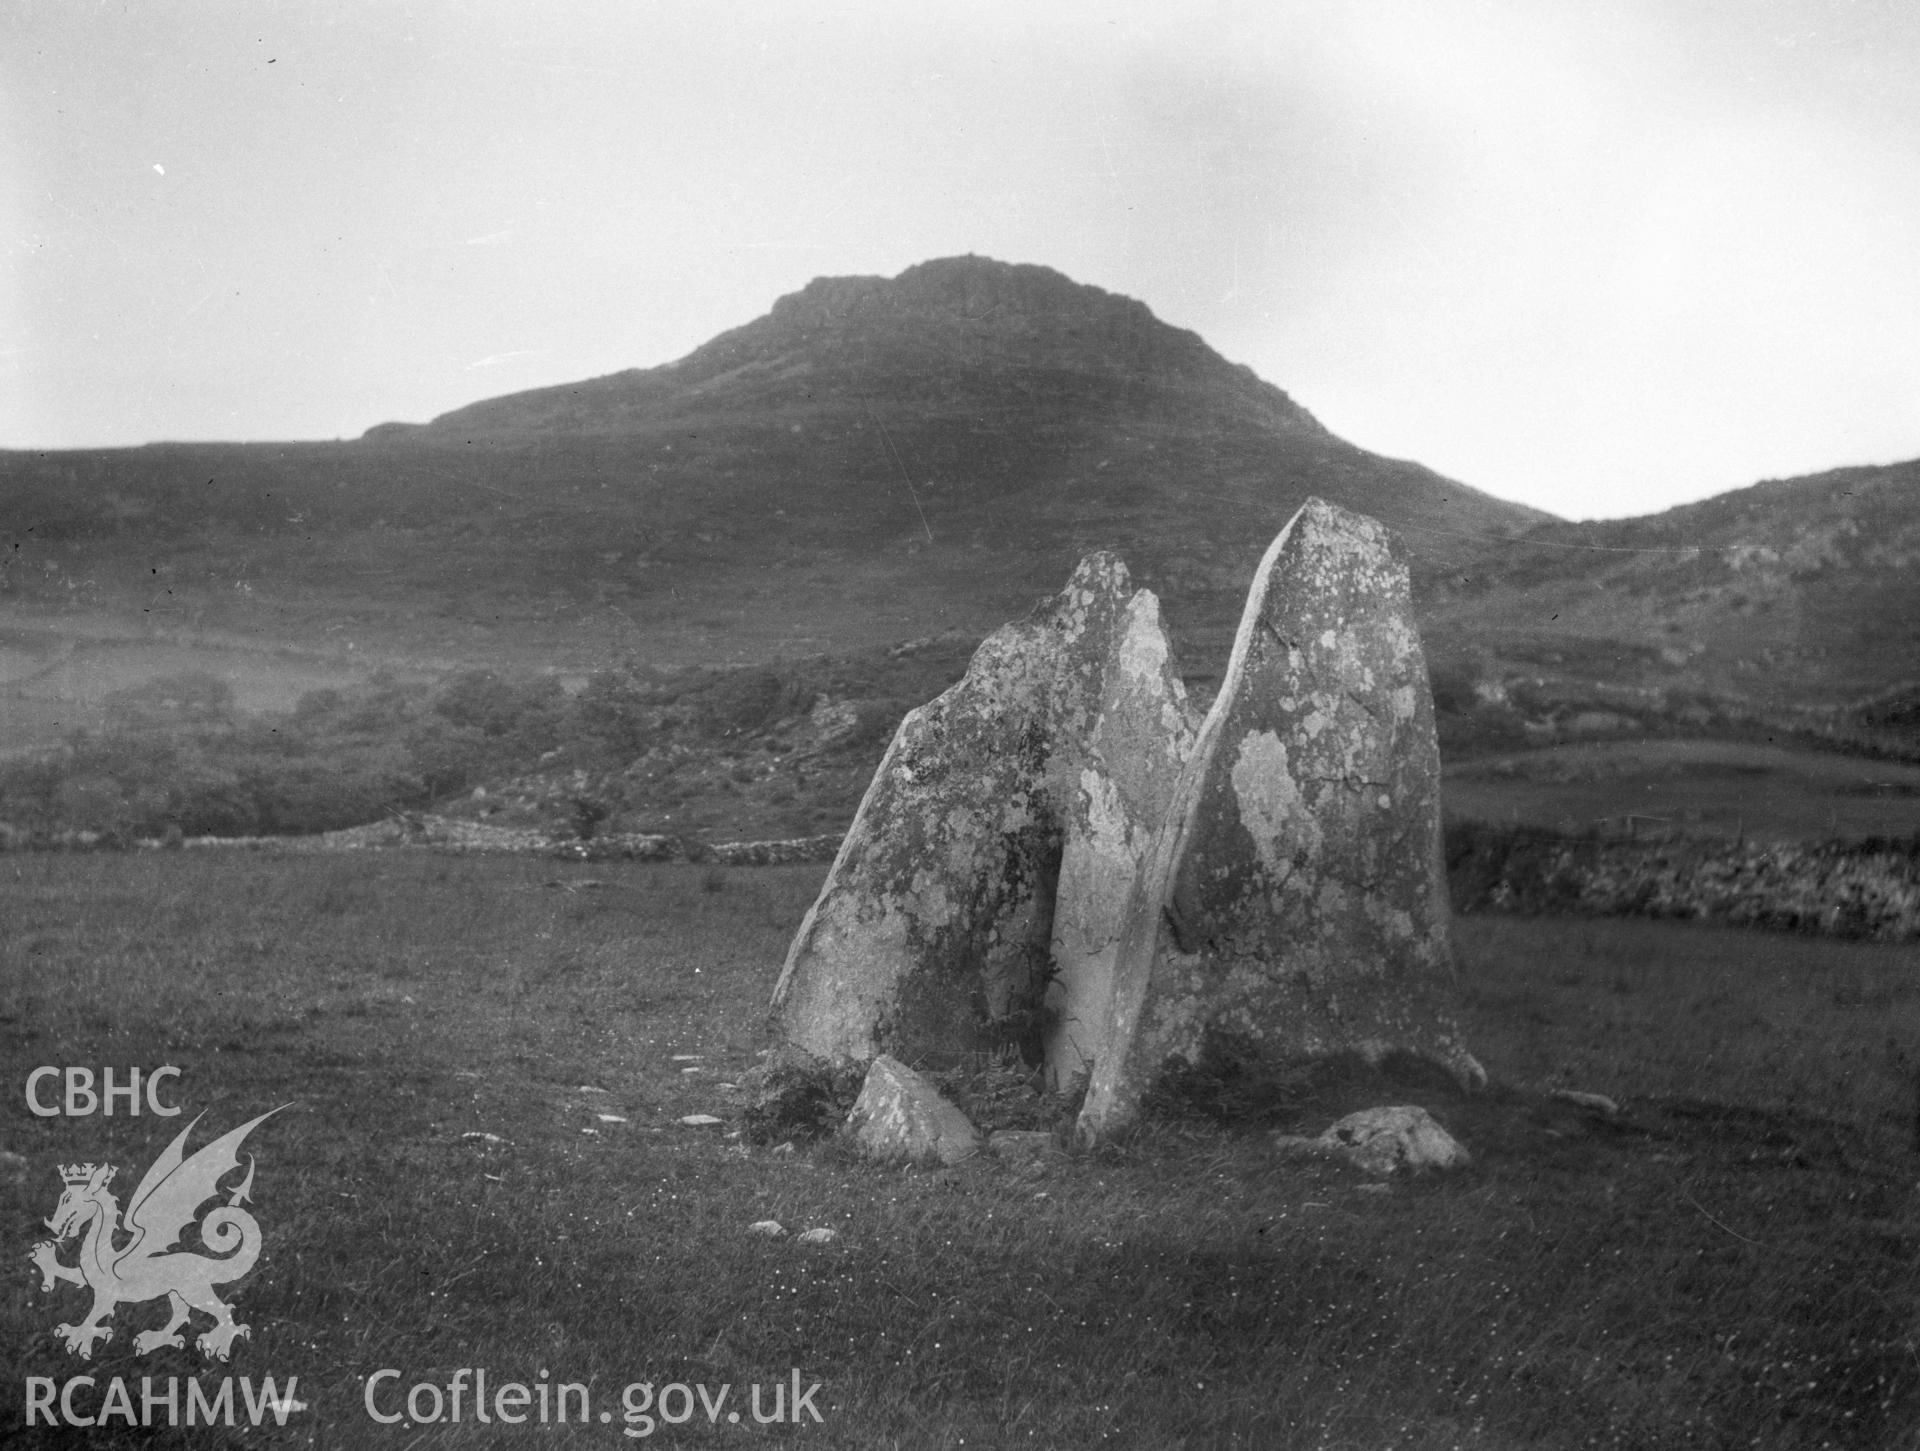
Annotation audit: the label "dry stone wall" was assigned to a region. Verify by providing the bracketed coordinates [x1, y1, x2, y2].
[1448, 823, 1920, 941]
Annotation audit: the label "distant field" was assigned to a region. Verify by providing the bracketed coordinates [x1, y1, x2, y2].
[4, 852, 1915, 1447]
[0, 581, 998, 763]
[0, 611, 445, 757]
[1445, 738, 1920, 842]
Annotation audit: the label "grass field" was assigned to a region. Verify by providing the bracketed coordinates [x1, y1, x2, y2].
[3, 852, 1917, 1448]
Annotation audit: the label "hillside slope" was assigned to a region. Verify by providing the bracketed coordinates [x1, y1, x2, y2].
[8, 254, 1913, 778]
[0, 257, 1546, 682]
[1427, 459, 1920, 712]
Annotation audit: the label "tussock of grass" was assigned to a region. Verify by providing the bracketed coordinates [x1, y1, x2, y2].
[1143, 1036, 1473, 1132]
[3, 854, 1916, 1448]
[740, 1057, 867, 1146]
[928, 1047, 1070, 1135]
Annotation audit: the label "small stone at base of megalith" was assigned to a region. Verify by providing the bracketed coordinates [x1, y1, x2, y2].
[1315, 1106, 1471, 1176]
[846, 1055, 981, 1167]
[1077, 498, 1483, 1142]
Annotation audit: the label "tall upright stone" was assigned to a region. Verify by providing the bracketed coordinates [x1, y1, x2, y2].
[770, 554, 1191, 1073]
[1077, 498, 1483, 1141]
[1044, 589, 1197, 1089]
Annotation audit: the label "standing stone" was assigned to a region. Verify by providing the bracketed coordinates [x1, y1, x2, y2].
[1044, 590, 1197, 1089]
[1077, 499, 1483, 1141]
[770, 553, 1190, 1074]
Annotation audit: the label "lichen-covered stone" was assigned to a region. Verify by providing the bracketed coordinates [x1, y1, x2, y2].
[1044, 589, 1198, 1089]
[1078, 498, 1483, 1140]
[846, 1055, 981, 1166]
[1316, 1106, 1471, 1176]
[771, 553, 1186, 1071]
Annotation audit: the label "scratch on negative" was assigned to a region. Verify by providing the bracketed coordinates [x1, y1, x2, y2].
[1683, 1190, 1760, 1245]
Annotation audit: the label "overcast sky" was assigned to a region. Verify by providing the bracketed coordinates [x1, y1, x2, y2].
[5, 1, 1918, 520]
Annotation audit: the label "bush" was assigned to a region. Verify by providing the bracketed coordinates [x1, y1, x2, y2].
[683, 666, 805, 738]
[103, 671, 235, 733]
[572, 670, 659, 761]
[403, 716, 493, 798]
[434, 670, 566, 752]
[571, 795, 613, 841]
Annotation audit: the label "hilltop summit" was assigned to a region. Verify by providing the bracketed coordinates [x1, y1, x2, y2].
[389, 255, 1327, 442]
[345, 255, 1545, 665]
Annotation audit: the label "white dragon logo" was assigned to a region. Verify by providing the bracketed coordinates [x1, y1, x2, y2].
[28, 1108, 285, 1362]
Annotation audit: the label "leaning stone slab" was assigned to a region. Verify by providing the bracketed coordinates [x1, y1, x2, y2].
[1078, 498, 1483, 1140]
[771, 553, 1191, 1074]
[1044, 588, 1197, 1089]
[846, 1056, 981, 1167]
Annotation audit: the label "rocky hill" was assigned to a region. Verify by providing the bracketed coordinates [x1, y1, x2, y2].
[0, 257, 1546, 684]
[1424, 459, 1920, 722]
[396, 256, 1324, 443]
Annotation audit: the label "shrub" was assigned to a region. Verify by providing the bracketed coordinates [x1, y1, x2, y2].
[402, 717, 493, 798]
[571, 795, 612, 841]
[684, 666, 805, 738]
[434, 670, 566, 752]
[572, 670, 658, 761]
[103, 671, 236, 733]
